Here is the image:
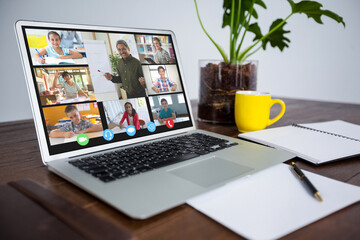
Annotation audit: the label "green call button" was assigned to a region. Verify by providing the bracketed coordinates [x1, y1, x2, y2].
[77, 133, 89, 146]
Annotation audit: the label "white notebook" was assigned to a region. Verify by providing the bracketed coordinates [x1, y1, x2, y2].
[45, 57, 75, 64]
[187, 164, 360, 240]
[238, 120, 360, 164]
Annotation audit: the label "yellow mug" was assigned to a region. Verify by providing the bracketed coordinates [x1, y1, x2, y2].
[235, 91, 285, 133]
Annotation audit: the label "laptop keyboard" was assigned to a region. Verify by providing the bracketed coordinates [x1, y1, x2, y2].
[69, 133, 238, 183]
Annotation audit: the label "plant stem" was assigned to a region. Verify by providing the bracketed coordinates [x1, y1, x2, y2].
[194, 0, 228, 63]
[230, 0, 236, 61]
[243, 45, 262, 62]
[234, 11, 249, 59]
[235, 0, 255, 61]
[235, 0, 242, 35]
[237, 12, 249, 36]
[237, 13, 293, 62]
[231, 0, 242, 64]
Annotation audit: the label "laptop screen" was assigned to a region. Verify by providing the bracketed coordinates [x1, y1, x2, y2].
[21, 26, 193, 155]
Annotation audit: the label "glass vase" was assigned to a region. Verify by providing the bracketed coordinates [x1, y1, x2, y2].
[198, 60, 258, 123]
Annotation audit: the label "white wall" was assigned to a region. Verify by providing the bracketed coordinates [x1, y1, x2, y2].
[0, 0, 359, 123]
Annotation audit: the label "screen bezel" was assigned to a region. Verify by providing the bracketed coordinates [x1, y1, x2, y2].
[15, 20, 196, 164]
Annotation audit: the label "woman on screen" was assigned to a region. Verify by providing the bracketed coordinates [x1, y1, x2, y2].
[120, 102, 140, 130]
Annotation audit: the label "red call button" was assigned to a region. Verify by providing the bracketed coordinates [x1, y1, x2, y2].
[166, 119, 174, 129]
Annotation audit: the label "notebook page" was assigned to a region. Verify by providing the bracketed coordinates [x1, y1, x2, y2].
[299, 120, 360, 141]
[239, 125, 360, 164]
[187, 164, 360, 240]
[45, 57, 75, 64]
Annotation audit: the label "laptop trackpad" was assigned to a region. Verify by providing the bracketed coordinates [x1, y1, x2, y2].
[169, 156, 253, 188]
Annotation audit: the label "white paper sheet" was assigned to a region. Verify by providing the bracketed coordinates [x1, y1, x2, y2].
[45, 56, 75, 64]
[187, 164, 360, 240]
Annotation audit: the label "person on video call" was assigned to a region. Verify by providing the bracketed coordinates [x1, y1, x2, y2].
[158, 98, 176, 124]
[152, 66, 177, 93]
[119, 102, 140, 130]
[52, 71, 88, 99]
[104, 40, 146, 98]
[60, 30, 83, 49]
[153, 37, 174, 64]
[49, 105, 102, 138]
[33, 31, 83, 64]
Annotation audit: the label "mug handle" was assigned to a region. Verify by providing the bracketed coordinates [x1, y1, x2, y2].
[267, 99, 286, 127]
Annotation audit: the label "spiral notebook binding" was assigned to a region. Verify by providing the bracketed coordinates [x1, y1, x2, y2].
[291, 123, 360, 143]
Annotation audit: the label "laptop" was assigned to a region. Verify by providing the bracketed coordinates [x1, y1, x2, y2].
[15, 20, 294, 219]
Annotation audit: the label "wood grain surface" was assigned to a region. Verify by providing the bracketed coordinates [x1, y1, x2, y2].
[0, 98, 359, 240]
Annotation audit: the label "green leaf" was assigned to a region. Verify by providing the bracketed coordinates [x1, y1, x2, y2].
[247, 23, 263, 41]
[222, 0, 267, 29]
[287, 0, 345, 27]
[262, 19, 291, 51]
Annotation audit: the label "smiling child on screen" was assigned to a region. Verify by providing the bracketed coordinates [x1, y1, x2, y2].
[49, 105, 102, 138]
[33, 31, 83, 64]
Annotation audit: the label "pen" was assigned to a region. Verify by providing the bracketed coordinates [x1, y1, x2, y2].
[35, 49, 43, 59]
[291, 162, 323, 202]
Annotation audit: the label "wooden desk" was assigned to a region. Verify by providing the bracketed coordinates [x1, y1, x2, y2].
[0, 98, 359, 240]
